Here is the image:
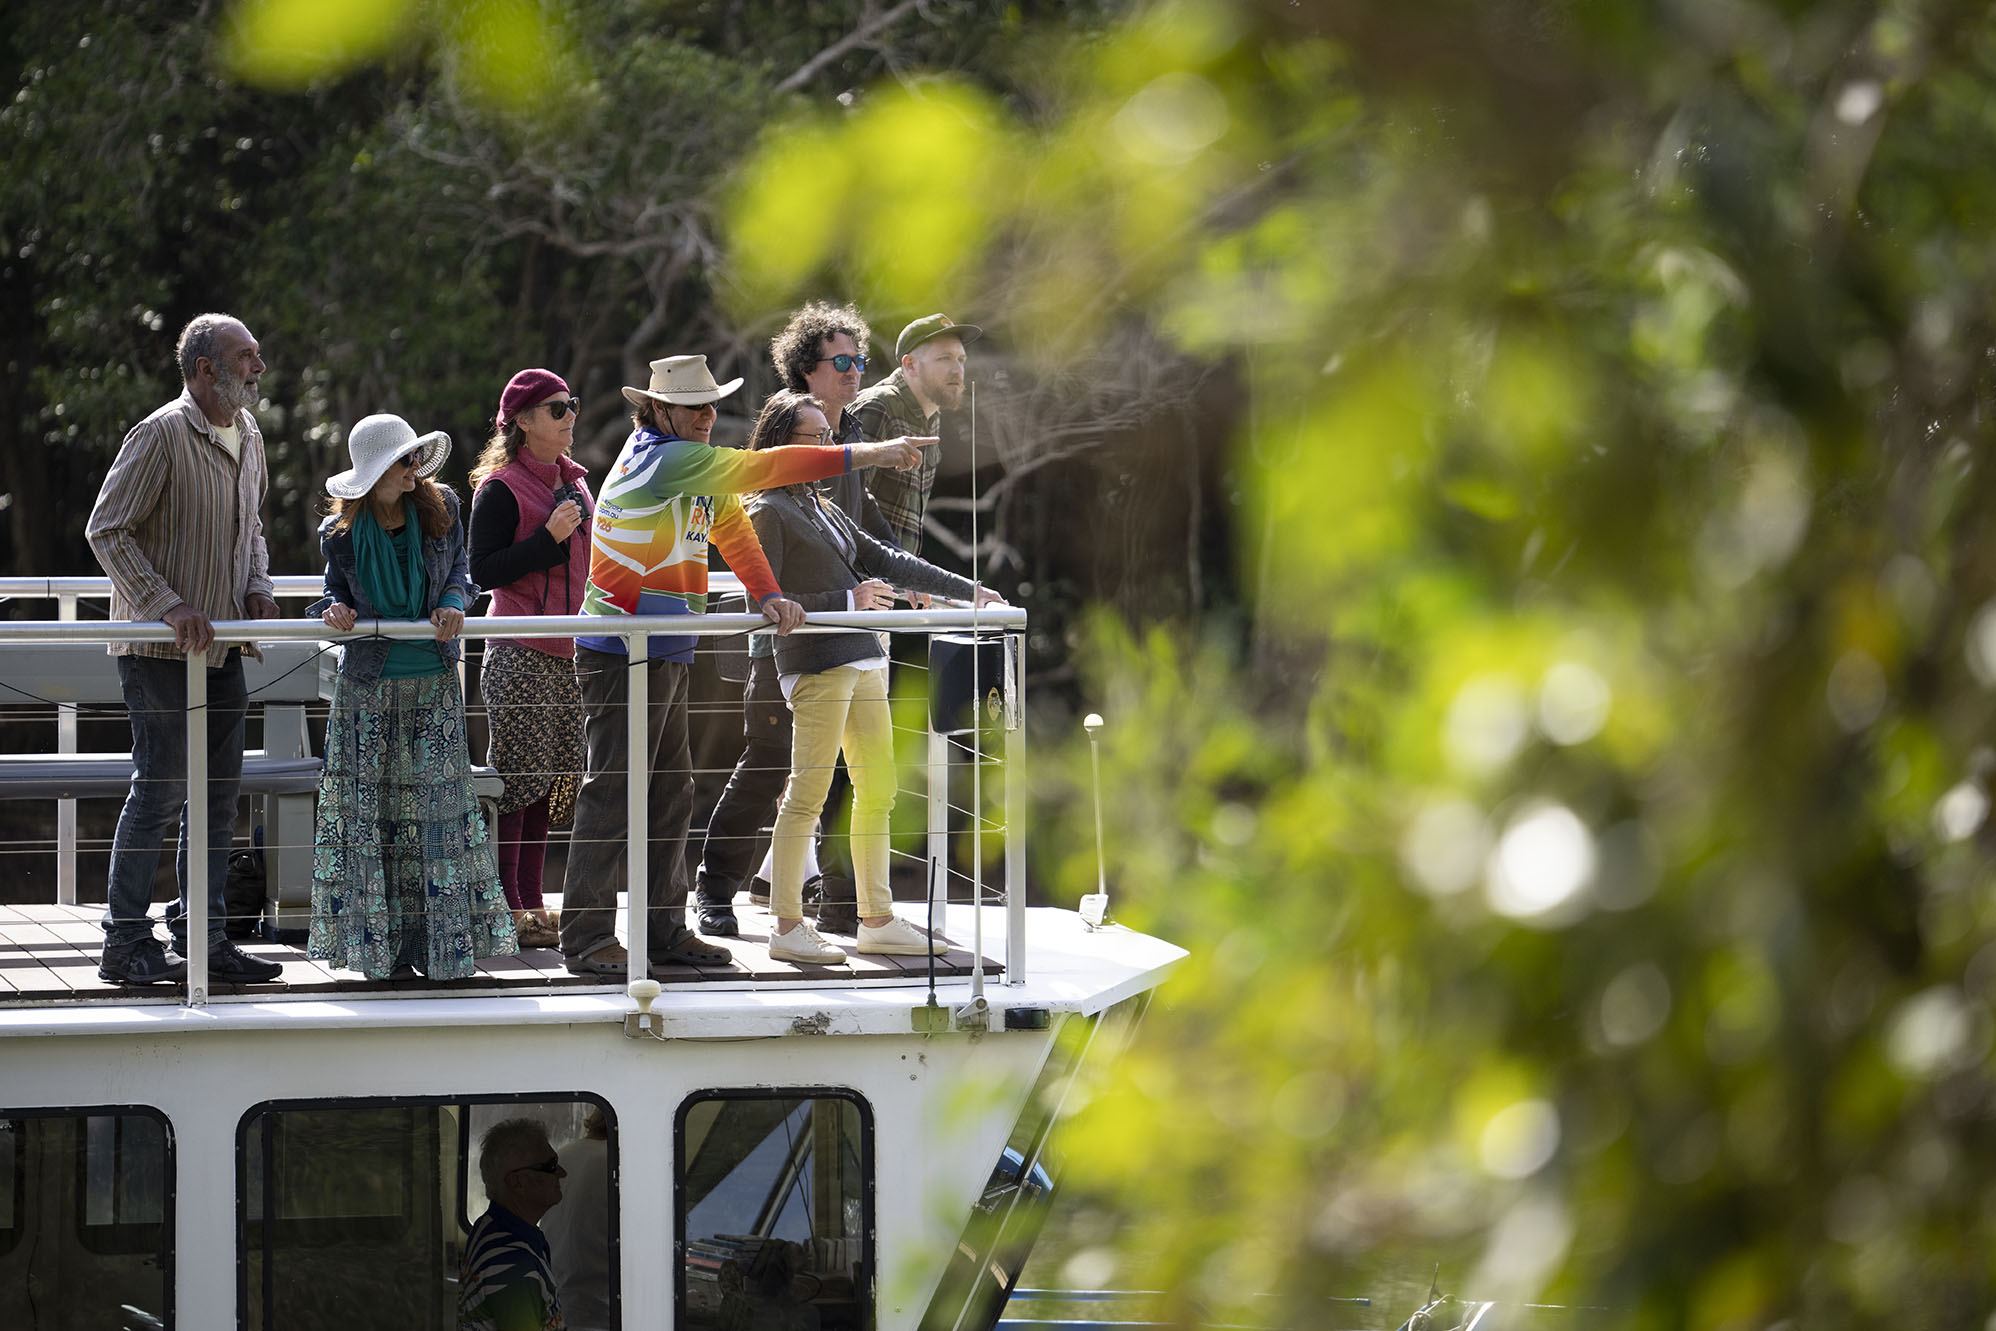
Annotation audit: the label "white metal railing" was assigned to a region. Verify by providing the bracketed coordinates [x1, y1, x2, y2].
[0, 576, 741, 902]
[0, 600, 1024, 1006]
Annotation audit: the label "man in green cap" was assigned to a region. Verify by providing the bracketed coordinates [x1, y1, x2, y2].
[853, 313, 982, 555]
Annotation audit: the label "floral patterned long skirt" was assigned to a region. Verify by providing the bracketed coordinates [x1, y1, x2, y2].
[480, 642, 583, 824]
[309, 669, 518, 979]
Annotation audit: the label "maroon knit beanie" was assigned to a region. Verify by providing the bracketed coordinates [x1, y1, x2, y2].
[498, 368, 570, 429]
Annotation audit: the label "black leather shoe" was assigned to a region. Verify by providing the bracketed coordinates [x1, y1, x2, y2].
[815, 874, 859, 935]
[98, 938, 186, 985]
[698, 906, 739, 937]
[207, 940, 283, 984]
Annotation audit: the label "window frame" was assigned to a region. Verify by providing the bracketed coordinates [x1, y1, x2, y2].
[235, 1092, 617, 1331]
[673, 1086, 875, 1330]
[0, 1104, 175, 1317]
[73, 1108, 175, 1256]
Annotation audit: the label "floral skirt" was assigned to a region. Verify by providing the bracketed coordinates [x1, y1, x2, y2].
[310, 670, 518, 980]
[480, 642, 583, 824]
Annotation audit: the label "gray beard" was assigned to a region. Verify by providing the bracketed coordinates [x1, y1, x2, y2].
[212, 372, 257, 417]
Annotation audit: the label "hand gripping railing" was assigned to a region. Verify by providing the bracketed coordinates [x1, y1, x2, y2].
[0, 606, 1026, 1005]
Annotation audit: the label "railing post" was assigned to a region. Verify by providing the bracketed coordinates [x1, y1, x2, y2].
[927, 727, 948, 933]
[1004, 632, 1026, 985]
[56, 591, 77, 905]
[625, 632, 648, 981]
[185, 650, 209, 1007]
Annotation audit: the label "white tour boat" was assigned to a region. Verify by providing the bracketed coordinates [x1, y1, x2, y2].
[0, 577, 1184, 1331]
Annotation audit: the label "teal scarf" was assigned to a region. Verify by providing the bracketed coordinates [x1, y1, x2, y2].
[355, 500, 425, 618]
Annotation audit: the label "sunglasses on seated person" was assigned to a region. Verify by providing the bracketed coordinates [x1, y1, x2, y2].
[537, 397, 582, 421]
[511, 1153, 561, 1175]
[811, 353, 867, 373]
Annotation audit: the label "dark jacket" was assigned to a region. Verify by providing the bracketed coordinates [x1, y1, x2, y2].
[747, 484, 977, 679]
[308, 487, 475, 683]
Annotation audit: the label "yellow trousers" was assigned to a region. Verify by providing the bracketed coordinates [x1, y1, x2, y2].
[770, 664, 895, 920]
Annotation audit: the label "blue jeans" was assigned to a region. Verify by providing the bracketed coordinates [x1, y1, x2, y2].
[102, 652, 247, 950]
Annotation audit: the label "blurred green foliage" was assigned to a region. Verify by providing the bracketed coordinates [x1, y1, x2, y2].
[732, 0, 1996, 1325]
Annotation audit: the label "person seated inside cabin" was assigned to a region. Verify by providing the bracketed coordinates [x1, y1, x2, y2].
[460, 1118, 567, 1331]
[541, 1107, 611, 1331]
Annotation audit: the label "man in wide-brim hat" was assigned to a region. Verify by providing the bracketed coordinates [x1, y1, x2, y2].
[558, 353, 923, 979]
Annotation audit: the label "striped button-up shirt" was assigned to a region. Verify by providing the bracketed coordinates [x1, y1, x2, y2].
[853, 369, 941, 556]
[86, 389, 274, 666]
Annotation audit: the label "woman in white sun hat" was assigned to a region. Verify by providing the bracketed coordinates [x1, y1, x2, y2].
[306, 413, 517, 981]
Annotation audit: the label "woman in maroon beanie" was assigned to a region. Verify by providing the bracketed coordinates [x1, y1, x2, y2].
[467, 369, 594, 948]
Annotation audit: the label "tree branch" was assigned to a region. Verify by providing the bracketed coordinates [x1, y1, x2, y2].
[773, 0, 926, 94]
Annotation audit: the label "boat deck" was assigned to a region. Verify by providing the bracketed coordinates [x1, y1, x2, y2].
[0, 897, 999, 1003]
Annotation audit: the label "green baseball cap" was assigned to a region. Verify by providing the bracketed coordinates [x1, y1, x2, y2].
[895, 313, 983, 361]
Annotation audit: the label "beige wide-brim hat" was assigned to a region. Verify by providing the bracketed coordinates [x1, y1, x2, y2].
[621, 354, 744, 409]
[326, 413, 451, 500]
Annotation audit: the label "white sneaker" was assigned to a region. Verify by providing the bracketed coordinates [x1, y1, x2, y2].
[857, 917, 946, 956]
[769, 920, 847, 965]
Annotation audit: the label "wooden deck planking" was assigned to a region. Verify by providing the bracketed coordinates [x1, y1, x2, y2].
[0, 901, 1000, 1003]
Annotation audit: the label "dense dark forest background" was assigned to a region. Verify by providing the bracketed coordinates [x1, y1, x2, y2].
[0, 0, 1235, 645]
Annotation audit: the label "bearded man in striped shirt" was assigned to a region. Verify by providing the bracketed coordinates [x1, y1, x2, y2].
[85, 313, 285, 987]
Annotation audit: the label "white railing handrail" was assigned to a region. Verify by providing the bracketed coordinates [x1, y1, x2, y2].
[0, 606, 1026, 646]
[0, 573, 748, 600]
[0, 609, 1027, 1007]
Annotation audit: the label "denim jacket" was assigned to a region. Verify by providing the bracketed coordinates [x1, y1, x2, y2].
[307, 487, 477, 684]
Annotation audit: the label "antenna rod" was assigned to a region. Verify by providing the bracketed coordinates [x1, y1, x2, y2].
[1080, 713, 1109, 928]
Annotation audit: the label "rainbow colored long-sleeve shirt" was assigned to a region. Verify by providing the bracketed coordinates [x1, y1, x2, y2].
[576, 427, 854, 661]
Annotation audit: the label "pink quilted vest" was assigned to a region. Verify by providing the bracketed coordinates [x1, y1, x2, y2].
[480, 451, 593, 658]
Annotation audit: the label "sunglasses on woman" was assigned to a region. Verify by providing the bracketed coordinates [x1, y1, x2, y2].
[396, 451, 424, 469]
[811, 354, 867, 373]
[540, 397, 582, 421]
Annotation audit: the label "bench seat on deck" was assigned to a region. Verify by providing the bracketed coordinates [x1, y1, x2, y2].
[0, 752, 325, 801]
[0, 640, 504, 939]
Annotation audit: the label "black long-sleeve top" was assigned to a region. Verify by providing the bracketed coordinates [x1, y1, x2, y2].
[468, 481, 571, 595]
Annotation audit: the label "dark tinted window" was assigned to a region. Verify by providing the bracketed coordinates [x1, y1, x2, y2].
[0, 1108, 172, 1329]
[677, 1091, 871, 1330]
[240, 1096, 615, 1331]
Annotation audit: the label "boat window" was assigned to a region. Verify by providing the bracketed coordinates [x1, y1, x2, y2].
[80, 1112, 170, 1252]
[239, 1095, 616, 1331]
[0, 1107, 172, 1329]
[0, 1120, 19, 1258]
[676, 1089, 872, 1331]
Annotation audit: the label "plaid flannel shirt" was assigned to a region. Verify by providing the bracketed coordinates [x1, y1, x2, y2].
[852, 369, 940, 556]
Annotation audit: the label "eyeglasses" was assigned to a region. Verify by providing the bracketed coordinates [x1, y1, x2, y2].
[396, 452, 423, 469]
[812, 354, 867, 373]
[540, 397, 582, 421]
[512, 1154, 560, 1175]
[790, 426, 835, 444]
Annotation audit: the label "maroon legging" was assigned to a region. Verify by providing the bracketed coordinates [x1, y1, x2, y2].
[496, 794, 551, 911]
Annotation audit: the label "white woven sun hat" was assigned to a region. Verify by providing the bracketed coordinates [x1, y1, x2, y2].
[326, 413, 451, 500]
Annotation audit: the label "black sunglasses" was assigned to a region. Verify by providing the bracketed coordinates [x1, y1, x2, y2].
[512, 1153, 560, 1175]
[396, 451, 424, 469]
[812, 353, 867, 373]
[539, 397, 582, 421]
